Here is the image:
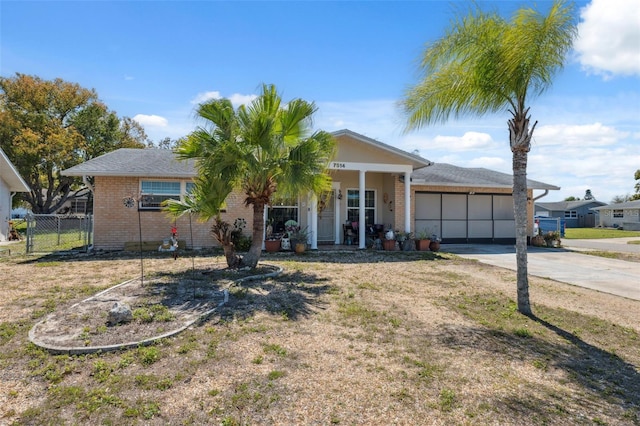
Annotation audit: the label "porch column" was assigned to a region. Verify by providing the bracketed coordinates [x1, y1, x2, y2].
[310, 193, 318, 250]
[262, 206, 268, 250]
[333, 183, 341, 245]
[404, 171, 411, 233]
[359, 170, 366, 249]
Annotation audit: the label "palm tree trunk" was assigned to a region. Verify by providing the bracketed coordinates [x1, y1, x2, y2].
[243, 202, 266, 268]
[509, 111, 536, 316]
[512, 148, 531, 315]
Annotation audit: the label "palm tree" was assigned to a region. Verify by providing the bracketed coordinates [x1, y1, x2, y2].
[401, 1, 576, 315]
[167, 84, 335, 269]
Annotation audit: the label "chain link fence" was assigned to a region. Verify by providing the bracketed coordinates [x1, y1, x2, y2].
[25, 214, 93, 254]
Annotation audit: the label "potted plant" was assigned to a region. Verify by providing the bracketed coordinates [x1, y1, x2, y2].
[429, 234, 441, 252]
[414, 229, 431, 251]
[264, 219, 281, 252]
[543, 231, 561, 247]
[383, 228, 396, 251]
[290, 226, 310, 253]
[396, 231, 414, 251]
[531, 230, 545, 247]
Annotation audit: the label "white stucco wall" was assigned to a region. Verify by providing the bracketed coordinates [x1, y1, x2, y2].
[0, 178, 10, 241]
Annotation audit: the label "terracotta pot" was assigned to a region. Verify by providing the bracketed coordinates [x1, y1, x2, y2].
[531, 235, 545, 247]
[429, 241, 440, 252]
[295, 242, 306, 254]
[383, 239, 396, 251]
[265, 239, 281, 253]
[415, 239, 431, 251]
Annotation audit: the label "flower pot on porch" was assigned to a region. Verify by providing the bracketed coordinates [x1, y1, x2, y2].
[415, 239, 431, 251]
[402, 239, 415, 251]
[429, 241, 441, 252]
[295, 242, 307, 254]
[383, 239, 396, 251]
[265, 239, 281, 253]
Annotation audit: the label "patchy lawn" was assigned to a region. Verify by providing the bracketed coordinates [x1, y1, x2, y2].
[1, 249, 639, 425]
[564, 228, 640, 239]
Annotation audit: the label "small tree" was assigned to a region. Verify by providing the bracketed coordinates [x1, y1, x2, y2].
[401, 1, 576, 315]
[166, 84, 335, 268]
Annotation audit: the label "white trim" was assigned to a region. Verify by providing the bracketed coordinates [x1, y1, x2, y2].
[329, 161, 413, 174]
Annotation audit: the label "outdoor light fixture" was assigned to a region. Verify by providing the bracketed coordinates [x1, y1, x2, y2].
[337, 190, 343, 200]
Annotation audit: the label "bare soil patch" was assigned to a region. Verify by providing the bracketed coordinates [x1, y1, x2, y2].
[29, 264, 279, 350]
[1, 249, 639, 425]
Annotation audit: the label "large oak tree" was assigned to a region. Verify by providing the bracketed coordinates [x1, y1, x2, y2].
[0, 73, 147, 213]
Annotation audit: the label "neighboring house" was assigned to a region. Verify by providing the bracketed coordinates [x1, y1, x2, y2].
[535, 200, 606, 228]
[0, 148, 30, 241]
[61, 129, 559, 250]
[591, 200, 640, 230]
[54, 189, 92, 216]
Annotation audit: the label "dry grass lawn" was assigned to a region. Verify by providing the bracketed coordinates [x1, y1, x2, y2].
[1, 248, 639, 425]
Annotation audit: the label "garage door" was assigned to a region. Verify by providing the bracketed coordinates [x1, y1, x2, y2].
[414, 192, 515, 243]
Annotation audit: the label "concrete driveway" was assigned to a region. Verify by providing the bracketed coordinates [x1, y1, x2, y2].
[444, 243, 640, 301]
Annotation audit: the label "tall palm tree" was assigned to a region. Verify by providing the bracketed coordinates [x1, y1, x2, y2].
[401, 1, 576, 315]
[167, 84, 335, 269]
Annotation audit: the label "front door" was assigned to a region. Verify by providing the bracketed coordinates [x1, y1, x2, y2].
[317, 191, 335, 243]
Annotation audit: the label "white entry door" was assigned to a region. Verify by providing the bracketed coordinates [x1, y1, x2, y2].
[317, 191, 335, 243]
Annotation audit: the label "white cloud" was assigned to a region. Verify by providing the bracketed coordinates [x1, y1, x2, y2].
[124, 75, 134, 81]
[190, 91, 222, 104]
[430, 131, 497, 151]
[575, 0, 640, 77]
[132, 114, 168, 128]
[466, 156, 508, 170]
[533, 123, 629, 147]
[190, 91, 257, 108]
[228, 93, 257, 107]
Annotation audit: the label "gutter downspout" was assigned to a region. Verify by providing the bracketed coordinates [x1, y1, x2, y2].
[533, 189, 549, 202]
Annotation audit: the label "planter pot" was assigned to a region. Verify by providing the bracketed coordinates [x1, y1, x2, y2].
[265, 239, 281, 253]
[415, 239, 431, 251]
[295, 242, 306, 254]
[402, 239, 415, 251]
[531, 235, 545, 247]
[429, 241, 441, 252]
[383, 239, 396, 251]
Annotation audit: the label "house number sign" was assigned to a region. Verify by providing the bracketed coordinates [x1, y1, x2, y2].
[331, 162, 346, 169]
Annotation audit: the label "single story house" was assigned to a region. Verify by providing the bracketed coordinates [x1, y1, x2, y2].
[591, 200, 640, 231]
[0, 148, 30, 241]
[61, 129, 559, 250]
[535, 199, 606, 228]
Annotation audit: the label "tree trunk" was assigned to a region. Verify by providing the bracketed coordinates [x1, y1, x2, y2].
[509, 110, 536, 316]
[243, 202, 266, 269]
[222, 244, 241, 269]
[512, 148, 531, 316]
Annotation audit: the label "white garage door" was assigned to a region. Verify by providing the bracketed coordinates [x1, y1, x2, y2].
[414, 192, 515, 243]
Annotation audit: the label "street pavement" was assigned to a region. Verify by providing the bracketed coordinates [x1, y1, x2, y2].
[444, 242, 640, 301]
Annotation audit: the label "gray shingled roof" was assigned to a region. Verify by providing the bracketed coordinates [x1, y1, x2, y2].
[62, 149, 196, 178]
[411, 163, 559, 190]
[591, 200, 640, 210]
[62, 147, 559, 192]
[536, 200, 607, 211]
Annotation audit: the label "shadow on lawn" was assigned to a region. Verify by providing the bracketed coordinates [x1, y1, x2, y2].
[146, 267, 332, 323]
[436, 318, 640, 420]
[17, 247, 448, 266]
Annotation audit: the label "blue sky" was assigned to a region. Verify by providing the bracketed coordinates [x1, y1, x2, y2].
[2, 0, 639, 203]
